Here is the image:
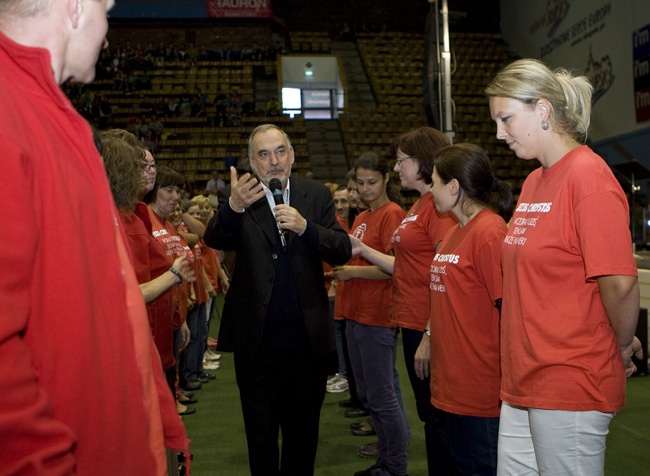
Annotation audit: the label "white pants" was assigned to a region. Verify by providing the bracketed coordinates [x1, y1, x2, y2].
[497, 403, 614, 476]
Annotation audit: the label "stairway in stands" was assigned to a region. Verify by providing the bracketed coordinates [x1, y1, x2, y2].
[331, 41, 376, 109]
[305, 120, 348, 183]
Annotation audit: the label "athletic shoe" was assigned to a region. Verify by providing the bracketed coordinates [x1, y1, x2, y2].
[204, 350, 222, 361]
[326, 374, 349, 393]
[203, 360, 220, 370]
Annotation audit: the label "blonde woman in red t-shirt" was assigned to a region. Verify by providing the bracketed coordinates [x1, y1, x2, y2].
[487, 59, 642, 476]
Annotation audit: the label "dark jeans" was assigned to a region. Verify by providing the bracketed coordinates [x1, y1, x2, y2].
[439, 409, 499, 476]
[235, 345, 328, 476]
[402, 327, 453, 476]
[346, 321, 408, 476]
[183, 302, 208, 381]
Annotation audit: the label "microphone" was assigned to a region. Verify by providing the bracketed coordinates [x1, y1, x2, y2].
[268, 178, 287, 248]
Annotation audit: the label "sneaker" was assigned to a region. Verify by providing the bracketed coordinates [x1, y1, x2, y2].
[203, 360, 220, 370]
[204, 350, 222, 361]
[326, 374, 349, 393]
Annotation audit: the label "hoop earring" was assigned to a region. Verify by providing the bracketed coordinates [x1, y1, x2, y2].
[541, 121, 549, 131]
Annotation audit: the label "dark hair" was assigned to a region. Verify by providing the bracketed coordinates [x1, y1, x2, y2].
[390, 127, 450, 185]
[354, 151, 403, 208]
[435, 143, 513, 222]
[99, 131, 144, 212]
[143, 165, 184, 204]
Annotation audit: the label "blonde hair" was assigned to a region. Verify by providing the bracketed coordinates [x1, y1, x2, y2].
[485, 59, 593, 144]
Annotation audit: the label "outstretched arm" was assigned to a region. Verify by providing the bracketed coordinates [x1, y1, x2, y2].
[349, 234, 395, 274]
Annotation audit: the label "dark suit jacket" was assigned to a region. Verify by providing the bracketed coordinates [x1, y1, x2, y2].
[204, 178, 351, 357]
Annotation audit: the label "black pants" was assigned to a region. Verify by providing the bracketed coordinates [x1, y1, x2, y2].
[234, 345, 328, 476]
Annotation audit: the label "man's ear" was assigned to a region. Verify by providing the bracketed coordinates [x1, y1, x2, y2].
[67, 0, 81, 29]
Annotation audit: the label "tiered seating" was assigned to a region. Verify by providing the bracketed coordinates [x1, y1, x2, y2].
[357, 32, 424, 106]
[449, 32, 535, 199]
[290, 32, 332, 53]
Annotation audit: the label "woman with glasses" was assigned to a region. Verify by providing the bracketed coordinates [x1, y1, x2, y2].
[347, 127, 456, 475]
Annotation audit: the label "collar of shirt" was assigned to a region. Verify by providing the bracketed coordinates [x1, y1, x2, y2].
[262, 179, 291, 215]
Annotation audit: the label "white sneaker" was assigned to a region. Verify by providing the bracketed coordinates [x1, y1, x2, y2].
[204, 350, 222, 361]
[203, 360, 220, 370]
[326, 374, 349, 393]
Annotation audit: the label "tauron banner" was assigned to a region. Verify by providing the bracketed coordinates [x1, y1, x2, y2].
[206, 0, 272, 18]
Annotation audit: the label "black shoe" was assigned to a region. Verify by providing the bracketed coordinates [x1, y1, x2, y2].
[353, 462, 383, 476]
[338, 398, 356, 408]
[184, 380, 202, 391]
[345, 407, 370, 418]
[177, 453, 194, 463]
[179, 397, 198, 405]
[198, 376, 208, 383]
[351, 418, 372, 430]
[352, 422, 376, 437]
[181, 390, 195, 398]
[178, 406, 196, 416]
[200, 372, 216, 380]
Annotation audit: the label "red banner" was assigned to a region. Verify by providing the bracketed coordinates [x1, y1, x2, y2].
[207, 0, 272, 18]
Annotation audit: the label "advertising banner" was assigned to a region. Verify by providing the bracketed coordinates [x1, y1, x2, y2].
[207, 0, 272, 18]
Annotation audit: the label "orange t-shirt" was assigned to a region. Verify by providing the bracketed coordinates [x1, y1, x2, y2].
[391, 192, 456, 330]
[346, 202, 405, 327]
[429, 208, 506, 417]
[501, 145, 637, 413]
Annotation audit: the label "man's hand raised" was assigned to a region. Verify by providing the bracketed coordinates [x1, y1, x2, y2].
[228, 166, 265, 212]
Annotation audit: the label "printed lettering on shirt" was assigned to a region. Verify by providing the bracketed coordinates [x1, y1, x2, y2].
[516, 202, 552, 213]
[152, 228, 169, 238]
[353, 223, 367, 241]
[505, 202, 551, 247]
[430, 252, 461, 293]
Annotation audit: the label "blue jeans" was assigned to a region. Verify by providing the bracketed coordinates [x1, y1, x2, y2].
[440, 408, 499, 476]
[331, 300, 347, 376]
[346, 321, 408, 476]
[183, 302, 208, 381]
[402, 327, 453, 475]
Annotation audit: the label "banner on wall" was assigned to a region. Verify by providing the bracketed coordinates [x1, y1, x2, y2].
[634, 24, 650, 123]
[206, 0, 272, 18]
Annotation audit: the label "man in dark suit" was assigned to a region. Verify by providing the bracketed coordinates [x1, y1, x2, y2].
[204, 124, 351, 476]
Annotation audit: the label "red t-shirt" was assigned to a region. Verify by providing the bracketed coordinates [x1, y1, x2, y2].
[347, 202, 405, 327]
[501, 145, 637, 413]
[147, 208, 194, 334]
[120, 211, 176, 370]
[429, 208, 506, 417]
[333, 215, 352, 320]
[201, 243, 219, 291]
[391, 192, 456, 330]
[178, 222, 209, 306]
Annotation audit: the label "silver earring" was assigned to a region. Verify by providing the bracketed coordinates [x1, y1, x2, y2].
[541, 121, 549, 130]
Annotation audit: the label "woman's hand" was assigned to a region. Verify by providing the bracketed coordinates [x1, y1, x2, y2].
[331, 266, 355, 282]
[621, 336, 643, 377]
[179, 321, 191, 352]
[348, 234, 366, 257]
[414, 333, 431, 380]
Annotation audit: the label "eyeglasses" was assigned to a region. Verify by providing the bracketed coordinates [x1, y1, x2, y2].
[142, 163, 157, 171]
[395, 156, 416, 166]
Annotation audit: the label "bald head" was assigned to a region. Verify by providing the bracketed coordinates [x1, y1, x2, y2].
[0, 0, 53, 17]
[0, 0, 113, 85]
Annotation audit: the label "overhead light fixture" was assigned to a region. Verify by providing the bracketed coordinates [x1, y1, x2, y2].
[305, 61, 313, 77]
